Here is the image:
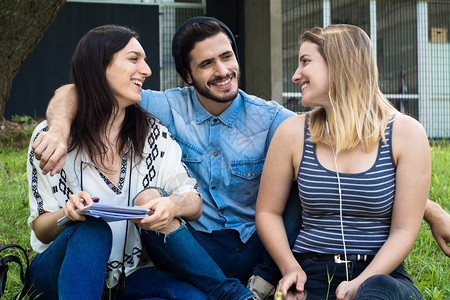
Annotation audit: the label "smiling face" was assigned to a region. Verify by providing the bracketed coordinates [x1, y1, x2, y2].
[186, 32, 240, 112]
[292, 41, 330, 108]
[106, 37, 151, 108]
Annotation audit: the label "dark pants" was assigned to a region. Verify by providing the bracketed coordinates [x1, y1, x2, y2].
[297, 257, 422, 300]
[140, 222, 253, 300]
[139, 182, 302, 298]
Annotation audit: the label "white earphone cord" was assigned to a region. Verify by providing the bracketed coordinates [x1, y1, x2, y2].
[327, 92, 349, 281]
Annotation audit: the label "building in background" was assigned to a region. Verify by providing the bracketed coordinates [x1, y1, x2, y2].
[5, 0, 449, 138]
[281, 0, 449, 138]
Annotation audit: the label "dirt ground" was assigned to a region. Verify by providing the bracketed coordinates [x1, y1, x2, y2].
[0, 119, 30, 149]
[0, 120, 26, 135]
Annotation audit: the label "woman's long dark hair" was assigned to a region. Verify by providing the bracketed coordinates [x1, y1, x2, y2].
[69, 25, 150, 169]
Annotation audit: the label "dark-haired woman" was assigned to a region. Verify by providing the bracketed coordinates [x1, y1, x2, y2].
[26, 25, 206, 299]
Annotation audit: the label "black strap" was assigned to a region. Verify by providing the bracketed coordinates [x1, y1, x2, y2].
[0, 244, 29, 298]
[101, 153, 133, 299]
[294, 252, 374, 263]
[81, 150, 133, 298]
[117, 153, 133, 294]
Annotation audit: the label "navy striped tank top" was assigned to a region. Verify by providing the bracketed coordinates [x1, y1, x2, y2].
[293, 115, 396, 255]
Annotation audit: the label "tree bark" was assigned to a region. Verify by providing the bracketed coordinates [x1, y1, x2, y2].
[0, 0, 66, 121]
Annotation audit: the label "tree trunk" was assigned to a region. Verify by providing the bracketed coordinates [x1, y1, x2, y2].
[0, 0, 66, 121]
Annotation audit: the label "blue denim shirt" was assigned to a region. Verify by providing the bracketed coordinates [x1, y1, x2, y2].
[140, 87, 295, 242]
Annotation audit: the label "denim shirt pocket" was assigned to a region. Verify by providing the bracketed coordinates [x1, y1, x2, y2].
[230, 159, 265, 204]
[177, 138, 203, 166]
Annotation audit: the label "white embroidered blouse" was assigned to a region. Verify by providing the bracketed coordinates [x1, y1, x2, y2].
[27, 117, 198, 287]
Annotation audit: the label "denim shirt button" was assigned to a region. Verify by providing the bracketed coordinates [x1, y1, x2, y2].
[214, 152, 218, 156]
[219, 209, 224, 214]
[213, 118, 218, 122]
[247, 173, 252, 177]
[211, 186, 216, 190]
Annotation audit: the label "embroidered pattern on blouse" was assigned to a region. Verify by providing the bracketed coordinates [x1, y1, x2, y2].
[30, 127, 48, 214]
[31, 168, 44, 214]
[143, 118, 164, 188]
[93, 154, 128, 195]
[58, 170, 74, 199]
[105, 246, 143, 281]
[30, 127, 74, 214]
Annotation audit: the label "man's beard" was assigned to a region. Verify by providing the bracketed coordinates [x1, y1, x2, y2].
[191, 71, 240, 103]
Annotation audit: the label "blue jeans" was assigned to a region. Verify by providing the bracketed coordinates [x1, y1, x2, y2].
[27, 217, 113, 300]
[28, 217, 206, 300]
[187, 223, 262, 284]
[139, 182, 302, 298]
[296, 257, 422, 300]
[139, 223, 254, 300]
[115, 267, 206, 299]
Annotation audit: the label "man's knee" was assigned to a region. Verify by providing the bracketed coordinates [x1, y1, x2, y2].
[159, 218, 182, 234]
[141, 218, 187, 244]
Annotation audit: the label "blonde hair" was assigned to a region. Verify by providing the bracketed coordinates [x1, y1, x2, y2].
[301, 24, 397, 153]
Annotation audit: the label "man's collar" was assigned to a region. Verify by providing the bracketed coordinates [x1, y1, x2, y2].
[192, 89, 243, 127]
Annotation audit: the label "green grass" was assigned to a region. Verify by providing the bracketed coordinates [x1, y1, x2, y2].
[0, 116, 36, 299]
[405, 140, 450, 300]
[0, 148, 30, 246]
[0, 127, 449, 298]
[0, 147, 34, 299]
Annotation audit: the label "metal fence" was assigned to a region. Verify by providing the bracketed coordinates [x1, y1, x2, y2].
[159, 2, 206, 91]
[281, 0, 450, 138]
[122, 0, 449, 138]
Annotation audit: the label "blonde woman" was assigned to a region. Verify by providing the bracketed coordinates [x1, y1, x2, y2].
[256, 25, 430, 300]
